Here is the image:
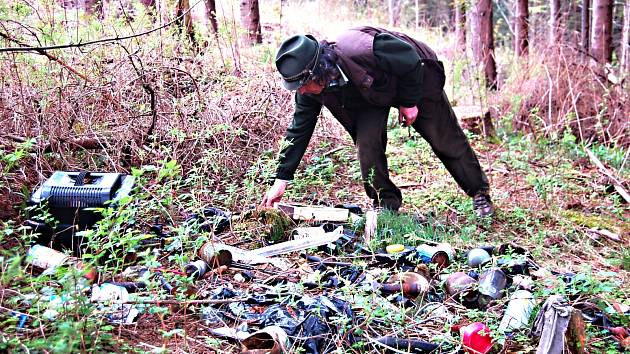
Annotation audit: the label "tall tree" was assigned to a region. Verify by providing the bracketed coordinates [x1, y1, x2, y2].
[581, 0, 590, 53]
[388, 0, 403, 27]
[549, 0, 562, 44]
[515, 0, 529, 57]
[590, 0, 612, 63]
[622, 1, 630, 73]
[240, 0, 262, 44]
[470, 0, 497, 89]
[204, 0, 218, 33]
[176, 0, 197, 47]
[455, 0, 466, 53]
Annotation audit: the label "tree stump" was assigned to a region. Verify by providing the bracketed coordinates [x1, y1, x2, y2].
[452, 105, 495, 138]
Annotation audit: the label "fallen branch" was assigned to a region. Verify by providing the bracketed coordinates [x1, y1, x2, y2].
[587, 228, 622, 243]
[585, 147, 630, 203]
[5, 135, 108, 152]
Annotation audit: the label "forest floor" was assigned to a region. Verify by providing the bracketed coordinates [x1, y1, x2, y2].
[1, 102, 628, 353]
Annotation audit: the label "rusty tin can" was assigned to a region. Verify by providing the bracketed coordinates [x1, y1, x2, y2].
[445, 272, 479, 303]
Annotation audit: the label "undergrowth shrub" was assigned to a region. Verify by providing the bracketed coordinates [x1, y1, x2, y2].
[497, 45, 629, 149]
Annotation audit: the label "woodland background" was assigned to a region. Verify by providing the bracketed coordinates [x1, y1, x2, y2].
[0, 0, 628, 353]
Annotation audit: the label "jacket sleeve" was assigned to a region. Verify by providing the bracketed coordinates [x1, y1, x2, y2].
[372, 33, 423, 107]
[275, 93, 322, 180]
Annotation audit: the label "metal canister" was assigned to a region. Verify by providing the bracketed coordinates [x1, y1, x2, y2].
[198, 243, 233, 268]
[416, 244, 450, 268]
[478, 268, 507, 304]
[184, 259, 209, 280]
[468, 248, 492, 268]
[445, 272, 478, 303]
[26, 245, 98, 282]
[383, 272, 430, 297]
[435, 243, 456, 263]
[498, 290, 535, 331]
[27, 245, 69, 270]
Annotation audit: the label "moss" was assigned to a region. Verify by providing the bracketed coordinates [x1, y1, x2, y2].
[562, 210, 627, 233]
[234, 208, 294, 245]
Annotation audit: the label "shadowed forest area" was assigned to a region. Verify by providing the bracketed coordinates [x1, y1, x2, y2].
[0, 0, 628, 353]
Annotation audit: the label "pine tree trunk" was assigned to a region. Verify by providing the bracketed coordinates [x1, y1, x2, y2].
[590, 0, 613, 63]
[515, 0, 529, 57]
[455, 0, 466, 53]
[388, 0, 402, 27]
[621, 1, 630, 72]
[204, 0, 218, 33]
[581, 0, 590, 53]
[549, 0, 561, 44]
[240, 0, 262, 45]
[470, 0, 497, 89]
[176, 0, 197, 48]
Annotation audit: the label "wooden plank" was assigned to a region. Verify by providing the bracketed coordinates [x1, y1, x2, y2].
[275, 202, 349, 222]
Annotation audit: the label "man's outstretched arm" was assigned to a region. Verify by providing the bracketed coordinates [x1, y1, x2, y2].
[261, 93, 322, 206]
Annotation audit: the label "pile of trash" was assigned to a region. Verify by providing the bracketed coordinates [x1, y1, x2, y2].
[8, 170, 628, 353]
[20, 200, 629, 353]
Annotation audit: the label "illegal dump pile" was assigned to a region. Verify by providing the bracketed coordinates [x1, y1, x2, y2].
[1, 170, 628, 353]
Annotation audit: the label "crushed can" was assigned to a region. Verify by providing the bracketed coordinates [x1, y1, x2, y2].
[478, 268, 507, 305]
[499, 290, 535, 332]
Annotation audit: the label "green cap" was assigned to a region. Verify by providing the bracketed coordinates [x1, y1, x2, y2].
[275, 35, 320, 90]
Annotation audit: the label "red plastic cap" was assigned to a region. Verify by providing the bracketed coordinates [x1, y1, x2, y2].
[461, 322, 494, 354]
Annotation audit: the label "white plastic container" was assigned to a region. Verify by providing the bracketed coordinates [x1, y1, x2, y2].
[499, 290, 535, 331]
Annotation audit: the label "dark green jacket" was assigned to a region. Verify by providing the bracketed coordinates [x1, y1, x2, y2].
[276, 27, 445, 180]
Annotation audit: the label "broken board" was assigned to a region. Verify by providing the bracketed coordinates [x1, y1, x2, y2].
[275, 202, 349, 222]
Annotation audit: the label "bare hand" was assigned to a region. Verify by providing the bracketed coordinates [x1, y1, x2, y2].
[398, 106, 418, 127]
[260, 179, 288, 207]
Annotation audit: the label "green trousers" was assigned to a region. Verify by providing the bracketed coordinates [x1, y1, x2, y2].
[348, 92, 489, 210]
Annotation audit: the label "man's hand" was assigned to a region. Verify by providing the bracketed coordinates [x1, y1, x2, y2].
[398, 106, 418, 127]
[260, 179, 288, 207]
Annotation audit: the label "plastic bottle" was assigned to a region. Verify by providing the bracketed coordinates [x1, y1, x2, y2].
[250, 226, 344, 257]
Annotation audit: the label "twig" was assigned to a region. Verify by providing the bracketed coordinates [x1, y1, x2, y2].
[0, 0, 203, 53]
[0, 31, 122, 110]
[363, 334, 417, 354]
[0, 31, 91, 83]
[92, 297, 248, 305]
[121, 46, 157, 140]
